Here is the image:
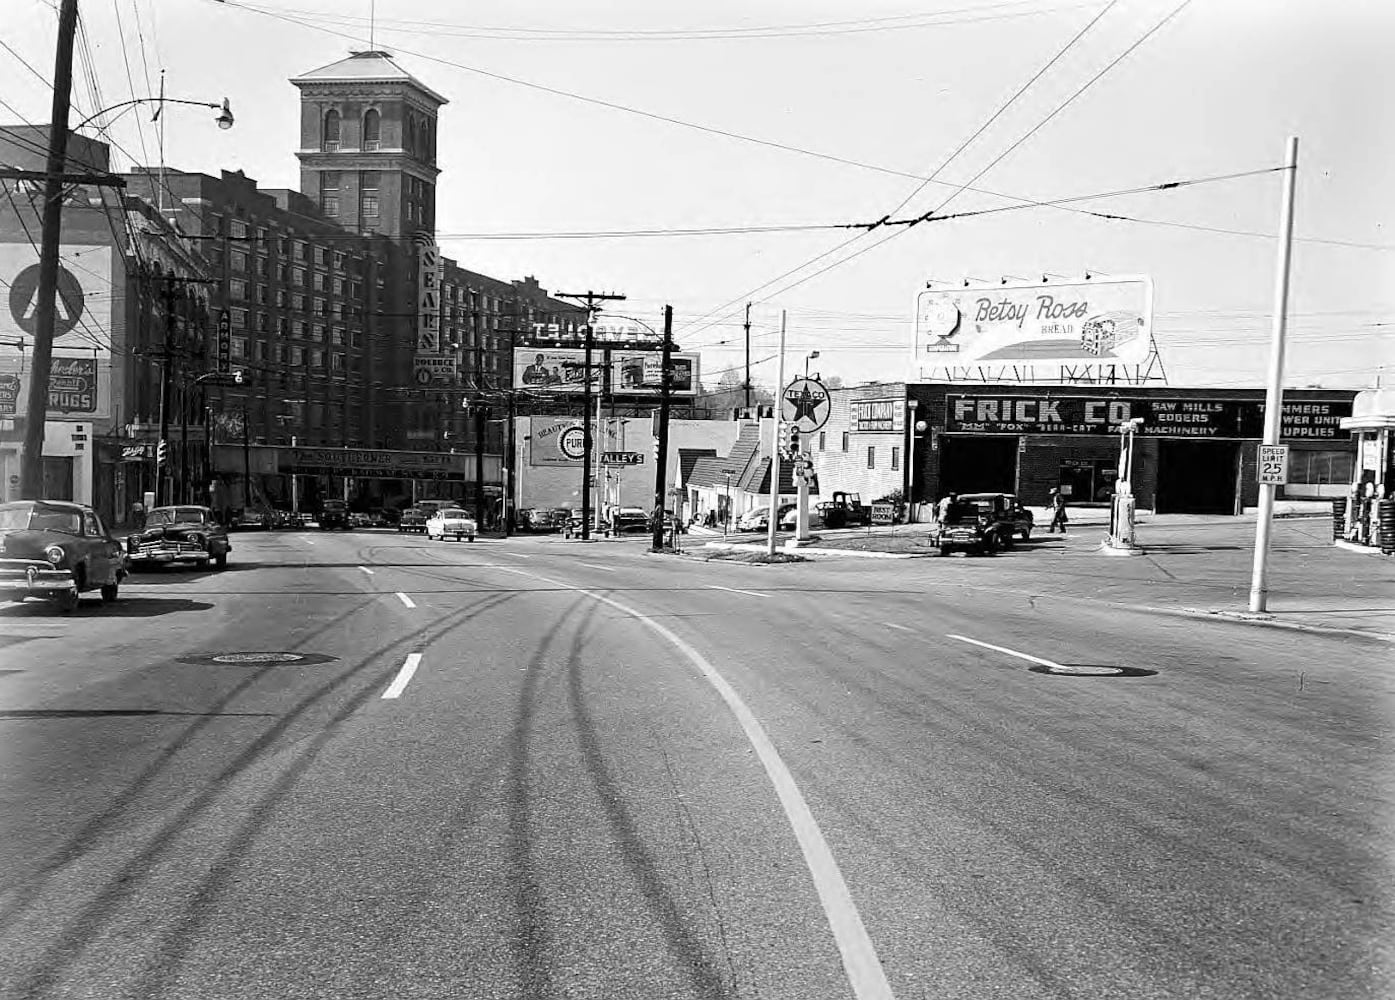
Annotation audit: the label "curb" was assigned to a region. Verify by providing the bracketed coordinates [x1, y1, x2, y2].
[1333, 540, 1390, 557]
[703, 541, 922, 560]
[1120, 602, 1395, 644]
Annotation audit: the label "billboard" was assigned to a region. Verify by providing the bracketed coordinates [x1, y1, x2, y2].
[913, 277, 1153, 371]
[528, 416, 636, 465]
[0, 244, 113, 420]
[513, 348, 698, 396]
[851, 398, 905, 434]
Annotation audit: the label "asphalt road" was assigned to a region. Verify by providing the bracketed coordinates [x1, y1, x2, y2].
[1, 528, 1390, 1000]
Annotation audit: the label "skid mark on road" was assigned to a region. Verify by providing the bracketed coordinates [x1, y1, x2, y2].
[491, 564, 894, 1000]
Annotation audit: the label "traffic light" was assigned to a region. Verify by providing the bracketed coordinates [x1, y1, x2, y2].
[156, 440, 167, 466]
[781, 424, 801, 460]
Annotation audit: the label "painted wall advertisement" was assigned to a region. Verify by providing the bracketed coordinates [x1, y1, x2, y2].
[412, 234, 456, 386]
[0, 244, 113, 419]
[530, 416, 589, 466]
[945, 395, 1353, 440]
[851, 398, 905, 433]
[514, 348, 697, 396]
[914, 277, 1154, 371]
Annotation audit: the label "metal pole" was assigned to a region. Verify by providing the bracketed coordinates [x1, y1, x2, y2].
[156, 358, 169, 506]
[582, 303, 593, 540]
[652, 305, 673, 551]
[242, 406, 251, 508]
[18, 0, 78, 500]
[766, 309, 787, 556]
[743, 301, 752, 411]
[1248, 136, 1299, 613]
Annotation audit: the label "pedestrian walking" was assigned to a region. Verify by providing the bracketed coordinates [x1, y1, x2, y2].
[1048, 488, 1069, 534]
[934, 492, 957, 526]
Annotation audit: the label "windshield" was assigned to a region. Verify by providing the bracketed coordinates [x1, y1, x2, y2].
[442, 509, 469, 519]
[0, 504, 82, 535]
[146, 508, 208, 526]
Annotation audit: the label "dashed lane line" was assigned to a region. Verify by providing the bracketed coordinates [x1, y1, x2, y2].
[577, 562, 615, 572]
[491, 564, 893, 1000]
[358, 566, 375, 576]
[704, 584, 769, 599]
[947, 633, 1063, 670]
[381, 653, 422, 699]
[396, 592, 417, 609]
[882, 622, 912, 632]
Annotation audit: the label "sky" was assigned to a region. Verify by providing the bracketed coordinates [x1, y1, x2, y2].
[4, 0, 1393, 391]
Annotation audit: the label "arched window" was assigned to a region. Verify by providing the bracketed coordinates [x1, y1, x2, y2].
[363, 109, 381, 150]
[322, 110, 341, 151]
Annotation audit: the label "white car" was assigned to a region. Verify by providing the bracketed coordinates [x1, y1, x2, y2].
[425, 507, 477, 542]
[738, 503, 795, 531]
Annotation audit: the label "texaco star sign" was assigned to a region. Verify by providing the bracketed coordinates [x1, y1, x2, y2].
[780, 377, 830, 433]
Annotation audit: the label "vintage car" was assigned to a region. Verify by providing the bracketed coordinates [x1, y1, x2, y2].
[936, 494, 1017, 556]
[738, 503, 796, 532]
[610, 507, 651, 535]
[958, 492, 1035, 540]
[320, 499, 350, 531]
[397, 506, 428, 533]
[127, 505, 231, 570]
[229, 506, 273, 531]
[425, 507, 477, 542]
[0, 500, 128, 611]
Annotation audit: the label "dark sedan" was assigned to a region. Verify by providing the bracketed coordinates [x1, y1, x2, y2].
[127, 505, 231, 570]
[0, 500, 127, 611]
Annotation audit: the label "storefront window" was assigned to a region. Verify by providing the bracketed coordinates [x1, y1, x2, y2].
[1288, 449, 1354, 485]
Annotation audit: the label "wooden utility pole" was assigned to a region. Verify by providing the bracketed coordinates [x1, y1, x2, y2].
[651, 305, 674, 552]
[555, 290, 625, 540]
[19, 0, 79, 500]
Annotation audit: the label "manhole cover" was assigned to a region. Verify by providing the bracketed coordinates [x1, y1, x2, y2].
[178, 651, 339, 666]
[1029, 664, 1157, 678]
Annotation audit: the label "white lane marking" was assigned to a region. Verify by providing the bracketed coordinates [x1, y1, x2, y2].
[704, 584, 769, 599]
[395, 592, 416, 609]
[882, 622, 912, 632]
[302, 539, 315, 546]
[947, 633, 1063, 670]
[577, 562, 615, 572]
[358, 566, 375, 576]
[381, 653, 422, 699]
[493, 565, 893, 1000]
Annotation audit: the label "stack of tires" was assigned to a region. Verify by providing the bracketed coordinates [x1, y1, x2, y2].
[1379, 499, 1395, 555]
[1331, 498, 1346, 540]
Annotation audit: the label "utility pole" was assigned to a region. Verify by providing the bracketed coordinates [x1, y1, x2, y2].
[766, 310, 787, 557]
[19, 0, 79, 500]
[556, 290, 625, 541]
[743, 301, 752, 411]
[651, 305, 674, 552]
[1248, 136, 1300, 613]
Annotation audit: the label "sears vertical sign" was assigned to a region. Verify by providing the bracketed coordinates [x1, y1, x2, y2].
[412, 232, 454, 386]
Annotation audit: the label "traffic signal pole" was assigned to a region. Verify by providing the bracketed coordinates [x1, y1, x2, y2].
[651, 305, 674, 552]
[19, 0, 79, 500]
[765, 310, 787, 557]
[555, 290, 625, 541]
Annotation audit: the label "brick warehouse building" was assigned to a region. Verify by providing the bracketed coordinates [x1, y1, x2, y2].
[810, 383, 1359, 517]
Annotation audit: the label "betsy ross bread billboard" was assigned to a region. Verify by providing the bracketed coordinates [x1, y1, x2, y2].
[913, 277, 1154, 372]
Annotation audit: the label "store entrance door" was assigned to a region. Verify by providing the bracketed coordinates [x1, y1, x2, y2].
[42, 457, 74, 500]
[1156, 440, 1240, 514]
[939, 435, 1018, 496]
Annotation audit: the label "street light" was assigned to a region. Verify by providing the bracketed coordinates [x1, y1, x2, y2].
[73, 96, 236, 133]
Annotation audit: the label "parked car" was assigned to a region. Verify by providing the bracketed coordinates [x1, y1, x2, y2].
[127, 505, 231, 570]
[425, 507, 477, 542]
[230, 506, 273, 531]
[397, 507, 428, 533]
[0, 500, 127, 611]
[320, 500, 350, 530]
[611, 507, 651, 534]
[958, 492, 1035, 540]
[268, 509, 297, 530]
[738, 503, 796, 532]
[936, 494, 1017, 555]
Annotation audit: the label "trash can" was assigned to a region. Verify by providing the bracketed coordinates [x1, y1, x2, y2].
[1331, 497, 1346, 540]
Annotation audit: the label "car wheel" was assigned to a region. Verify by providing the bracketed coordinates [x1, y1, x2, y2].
[1022, 527, 1031, 540]
[54, 589, 79, 613]
[467, 535, 475, 543]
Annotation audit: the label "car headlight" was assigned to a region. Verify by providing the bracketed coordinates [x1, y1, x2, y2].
[189, 533, 206, 547]
[44, 544, 65, 567]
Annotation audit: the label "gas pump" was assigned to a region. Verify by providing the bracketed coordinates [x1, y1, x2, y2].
[1104, 417, 1145, 555]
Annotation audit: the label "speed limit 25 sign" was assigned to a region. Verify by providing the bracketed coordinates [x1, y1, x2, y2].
[1257, 444, 1289, 485]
